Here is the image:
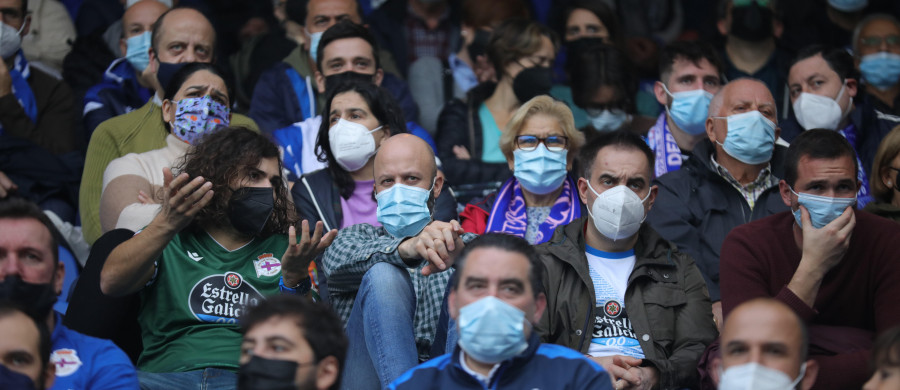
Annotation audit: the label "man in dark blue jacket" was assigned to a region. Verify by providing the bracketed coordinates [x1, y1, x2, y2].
[647, 78, 789, 330]
[388, 234, 612, 390]
[81, 0, 168, 138]
[249, 0, 420, 135]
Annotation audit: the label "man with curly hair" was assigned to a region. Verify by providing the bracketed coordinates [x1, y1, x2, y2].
[100, 127, 336, 389]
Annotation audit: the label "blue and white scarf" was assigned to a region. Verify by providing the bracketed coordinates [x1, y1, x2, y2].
[486, 176, 581, 244]
[838, 124, 874, 208]
[0, 50, 38, 134]
[647, 115, 683, 178]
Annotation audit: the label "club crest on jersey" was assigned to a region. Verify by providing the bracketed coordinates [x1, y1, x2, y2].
[189, 272, 264, 324]
[604, 300, 622, 318]
[253, 253, 281, 278]
[50, 349, 82, 377]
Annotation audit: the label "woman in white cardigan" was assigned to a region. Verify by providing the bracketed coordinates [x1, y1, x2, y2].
[99, 63, 232, 233]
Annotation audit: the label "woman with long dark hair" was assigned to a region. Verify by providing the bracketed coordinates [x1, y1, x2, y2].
[100, 126, 334, 387]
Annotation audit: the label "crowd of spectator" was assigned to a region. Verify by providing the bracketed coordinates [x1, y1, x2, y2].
[1, 0, 900, 389]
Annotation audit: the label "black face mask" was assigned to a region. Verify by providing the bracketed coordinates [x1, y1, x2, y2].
[323, 71, 377, 96]
[730, 2, 774, 42]
[228, 187, 275, 237]
[157, 61, 190, 93]
[0, 276, 57, 322]
[512, 66, 553, 103]
[237, 356, 302, 390]
[467, 29, 491, 62]
[0, 363, 37, 390]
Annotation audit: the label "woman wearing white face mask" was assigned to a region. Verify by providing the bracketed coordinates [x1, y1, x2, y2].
[459, 96, 585, 245]
[292, 81, 459, 234]
[784, 45, 899, 208]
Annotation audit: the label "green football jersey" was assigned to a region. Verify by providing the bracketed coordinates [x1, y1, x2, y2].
[137, 230, 287, 373]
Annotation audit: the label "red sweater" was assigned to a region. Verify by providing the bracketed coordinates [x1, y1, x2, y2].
[720, 210, 900, 389]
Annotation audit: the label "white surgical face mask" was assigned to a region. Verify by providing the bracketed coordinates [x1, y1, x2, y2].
[586, 183, 651, 241]
[718, 362, 806, 390]
[0, 20, 26, 59]
[792, 83, 848, 131]
[328, 118, 382, 172]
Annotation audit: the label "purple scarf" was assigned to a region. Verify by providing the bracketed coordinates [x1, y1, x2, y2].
[486, 176, 581, 244]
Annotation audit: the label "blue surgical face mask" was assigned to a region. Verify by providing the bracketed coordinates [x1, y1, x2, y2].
[790, 187, 856, 229]
[859, 52, 900, 90]
[513, 144, 568, 195]
[662, 84, 713, 135]
[308, 30, 324, 63]
[586, 108, 630, 132]
[827, 0, 868, 12]
[457, 296, 529, 364]
[712, 110, 776, 165]
[376, 180, 434, 238]
[125, 31, 152, 72]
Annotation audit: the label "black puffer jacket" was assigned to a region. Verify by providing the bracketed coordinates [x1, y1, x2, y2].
[646, 140, 790, 301]
[435, 82, 512, 202]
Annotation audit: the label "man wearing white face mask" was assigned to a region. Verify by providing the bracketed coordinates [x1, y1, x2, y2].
[321, 134, 477, 390]
[389, 233, 613, 389]
[648, 41, 724, 178]
[716, 298, 818, 390]
[648, 78, 789, 329]
[535, 130, 717, 390]
[720, 129, 900, 389]
[784, 45, 900, 208]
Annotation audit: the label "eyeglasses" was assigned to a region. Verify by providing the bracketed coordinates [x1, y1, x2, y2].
[516, 135, 569, 152]
[860, 35, 900, 49]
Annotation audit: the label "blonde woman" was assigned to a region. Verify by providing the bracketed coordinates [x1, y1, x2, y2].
[460, 95, 585, 244]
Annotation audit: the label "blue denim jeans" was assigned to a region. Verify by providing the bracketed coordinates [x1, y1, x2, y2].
[341, 262, 418, 390]
[430, 275, 458, 357]
[137, 368, 236, 390]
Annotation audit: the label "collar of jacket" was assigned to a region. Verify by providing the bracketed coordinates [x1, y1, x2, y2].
[465, 81, 497, 108]
[689, 138, 788, 181]
[544, 217, 679, 284]
[448, 331, 542, 386]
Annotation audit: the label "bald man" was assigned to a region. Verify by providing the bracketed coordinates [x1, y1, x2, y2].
[648, 78, 790, 328]
[80, 6, 259, 245]
[321, 134, 474, 389]
[83, 0, 170, 134]
[717, 299, 818, 390]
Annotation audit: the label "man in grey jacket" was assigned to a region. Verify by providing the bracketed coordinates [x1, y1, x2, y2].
[535, 130, 716, 390]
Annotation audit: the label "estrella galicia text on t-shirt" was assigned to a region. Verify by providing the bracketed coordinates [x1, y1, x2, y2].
[189, 271, 265, 324]
[592, 306, 645, 358]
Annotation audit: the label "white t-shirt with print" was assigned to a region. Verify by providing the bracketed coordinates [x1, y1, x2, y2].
[585, 245, 645, 358]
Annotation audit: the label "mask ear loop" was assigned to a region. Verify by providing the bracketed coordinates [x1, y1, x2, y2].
[834, 82, 853, 118]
